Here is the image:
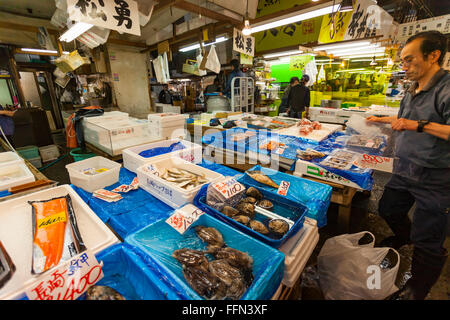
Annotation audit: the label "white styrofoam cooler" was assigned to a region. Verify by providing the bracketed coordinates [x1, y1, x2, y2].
[279, 218, 319, 287]
[65, 156, 121, 193]
[0, 152, 24, 167]
[136, 157, 224, 209]
[39, 145, 60, 163]
[148, 113, 186, 140]
[0, 184, 120, 300]
[0, 162, 35, 191]
[122, 139, 203, 173]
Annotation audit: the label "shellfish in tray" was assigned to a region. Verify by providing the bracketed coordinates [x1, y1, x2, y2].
[249, 220, 270, 235]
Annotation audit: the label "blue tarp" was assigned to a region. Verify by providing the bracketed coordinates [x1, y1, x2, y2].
[126, 212, 285, 300]
[72, 160, 244, 239]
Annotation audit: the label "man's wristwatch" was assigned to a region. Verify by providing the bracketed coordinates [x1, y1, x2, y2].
[417, 120, 430, 132]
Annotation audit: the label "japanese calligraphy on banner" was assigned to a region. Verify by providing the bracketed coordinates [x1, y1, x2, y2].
[233, 28, 255, 57]
[289, 55, 313, 71]
[25, 250, 104, 300]
[67, 0, 141, 36]
[343, 0, 393, 41]
[318, 11, 353, 44]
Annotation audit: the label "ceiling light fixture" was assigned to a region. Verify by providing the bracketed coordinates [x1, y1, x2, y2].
[313, 40, 374, 51]
[242, 0, 252, 36]
[249, 2, 341, 34]
[370, 56, 378, 66]
[59, 22, 93, 42]
[179, 36, 228, 52]
[263, 50, 303, 59]
[20, 48, 70, 55]
[328, 47, 385, 56]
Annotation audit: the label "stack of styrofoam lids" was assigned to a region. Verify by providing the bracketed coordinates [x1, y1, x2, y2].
[279, 218, 319, 287]
[0, 152, 23, 167]
[0, 185, 120, 300]
[0, 162, 35, 192]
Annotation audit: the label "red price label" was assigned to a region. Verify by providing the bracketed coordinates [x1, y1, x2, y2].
[362, 154, 391, 164]
[166, 205, 205, 234]
[213, 178, 244, 199]
[277, 181, 290, 196]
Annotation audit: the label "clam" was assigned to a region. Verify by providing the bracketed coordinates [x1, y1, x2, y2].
[236, 202, 255, 218]
[245, 187, 262, 201]
[195, 226, 224, 248]
[172, 248, 209, 268]
[232, 215, 251, 226]
[221, 206, 239, 218]
[257, 199, 273, 210]
[240, 197, 257, 204]
[182, 265, 225, 300]
[214, 247, 253, 270]
[249, 220, 269, 235]
[268, 219, 289, 236]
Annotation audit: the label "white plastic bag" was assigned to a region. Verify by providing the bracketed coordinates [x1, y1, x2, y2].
[196, 54, 207, 76]
[205, 45, 221, 74]
[345, 114, 387, 137]
[317, 232, 399, 300]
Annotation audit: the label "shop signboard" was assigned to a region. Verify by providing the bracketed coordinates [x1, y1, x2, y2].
[318, 10, 353, 44]
[394, 14, 450, 45]
[289, 54, 314, 71]
[240, 53, 253, 65]
[25, 250, 104, 300]
[343, 0, 393, 41]
[233, 28, 255, 57]
[67, 0, 141, 36]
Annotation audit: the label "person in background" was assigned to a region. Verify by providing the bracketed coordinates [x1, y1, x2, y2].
[158, 84, 173, 104]
[278, 83, 292, 115]
[223, 59, 245, 99]
[366, 31, 450, 300]
[0, 105, 16, 147]
[287, 75, 310, 119]
[205, 78, 221, 94]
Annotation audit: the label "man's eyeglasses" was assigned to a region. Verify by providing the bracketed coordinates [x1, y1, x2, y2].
[399, 57, 414, 68]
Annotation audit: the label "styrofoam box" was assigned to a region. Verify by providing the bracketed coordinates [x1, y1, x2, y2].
[0, 163, 35, 191]
[136, 157, 224, 209]
[65, 156, 121, 193]
[148, 125, 186, 141]
[122, 139, 203, 173]
[83, 111, 129, 124]
[280, 219, 319, 287]
[148, 113, 185, 128]
[0, 184, 120, 300]
[0, 151, 24, 167]
[39, 145, 60, 163]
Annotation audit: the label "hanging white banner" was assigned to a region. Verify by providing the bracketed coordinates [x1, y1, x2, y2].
[67, 0, 141, 36]
[343, 0, 393, 41]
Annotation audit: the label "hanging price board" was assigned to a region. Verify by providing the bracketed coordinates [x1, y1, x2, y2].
[166, 204, 205, 234]
[277, 180, 290, 196]
[25, 250, 104, 300]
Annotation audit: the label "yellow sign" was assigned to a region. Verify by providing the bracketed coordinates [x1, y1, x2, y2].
[318, 11, 353, 44]
[289, 55, 313, 71]
[37, 211, 67, 229]
[240, 53, 253, 65]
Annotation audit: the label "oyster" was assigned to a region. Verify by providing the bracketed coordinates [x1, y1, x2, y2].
[245, 187, 262, 201]
[236, 202, 255, 218]
[195, 226, 224, 248]
[208, 259, 243, 287]
[232, 215, 251, 226]
[249, 220, 270, 235]
[214, 247, 253, 270]
[182, 264, 225, 299]
[221, 206, 239, 218]
[245, 171, 279, 189]
[86, 285, 125, 300]
[172, 248, 209, 268]
[257, 199, 273, 210]
[240, 197, 257, 204]
[268, 219, 289, 236]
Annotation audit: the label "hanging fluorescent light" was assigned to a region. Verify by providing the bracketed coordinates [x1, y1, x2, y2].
[339, 0, 354, 12]
[314, 41, 378, 51]
[263, 50, 303, 59]
[60, 22, 93, 42]
[370, 56, 378, 66]
[339, 52, 386, 59]
[242, 19, 252, 36]
[249, 2, 341, 34]
[179, 36, 228, 52]
[328, 47, 385, 56]
[21, 48, 70, 55]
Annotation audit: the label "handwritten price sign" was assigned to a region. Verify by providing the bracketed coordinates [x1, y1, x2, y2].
[212, 177, 245, 199]
[277, 181, 290, 196]
[166, 204, 205, 234]
[26, 250, 103, 300]
[354, 154, 393, 173]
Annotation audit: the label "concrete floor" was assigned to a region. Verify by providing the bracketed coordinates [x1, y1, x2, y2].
[5, 136, 448, 300]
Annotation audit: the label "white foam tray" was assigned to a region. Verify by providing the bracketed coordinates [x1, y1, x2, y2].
[0, 162, 35, 192]
[0, 152, 24, 167]
[0, 185, 120, 300]
[122, 139, 203, 173]
[136, 157, 224, 209]
[65, 156, 121, 193]
[276, 123, 342, 142]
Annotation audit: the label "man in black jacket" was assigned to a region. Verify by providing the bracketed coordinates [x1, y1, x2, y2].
[287, 75, 310, 119]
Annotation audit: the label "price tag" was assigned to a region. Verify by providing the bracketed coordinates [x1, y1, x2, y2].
[354, 154, 393, 173]
[25, 250, 104, 300]
[274, 146, 286, 155]
[143, 164, 160, 176]
[212, 177, 245, 199]
[277, 180, 290, 196]
[166, 204, 205, 234]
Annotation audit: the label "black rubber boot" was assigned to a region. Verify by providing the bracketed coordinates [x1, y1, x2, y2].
[395, 246, 448, 300]
[378, 215, 412, 249]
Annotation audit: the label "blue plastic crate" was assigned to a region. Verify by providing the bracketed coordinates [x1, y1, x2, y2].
[202, 128, 260, 153]
[194, 182, 307, 248]
[125, 212, 285, 300]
